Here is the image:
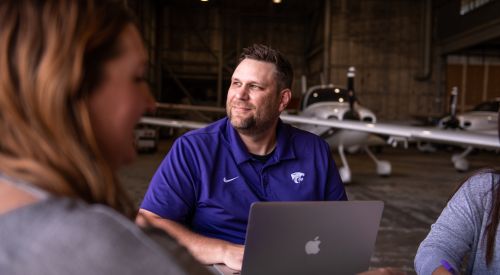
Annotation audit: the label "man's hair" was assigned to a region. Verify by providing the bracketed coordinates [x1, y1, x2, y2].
[238, 44, 293, 92]
[0, 0, 136, 218]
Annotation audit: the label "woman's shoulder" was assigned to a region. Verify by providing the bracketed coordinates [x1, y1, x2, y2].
[460, 171, 499, 196]
[451, 170, 500, 210]
[2, 198, 156, 256]
[20, 197, 138, 235]
[1, 198, 209, 275]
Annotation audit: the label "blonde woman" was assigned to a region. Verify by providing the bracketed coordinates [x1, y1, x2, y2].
[0, 0, 210, 274]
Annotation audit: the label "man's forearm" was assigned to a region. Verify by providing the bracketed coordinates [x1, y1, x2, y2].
[137, 209, 244, 269]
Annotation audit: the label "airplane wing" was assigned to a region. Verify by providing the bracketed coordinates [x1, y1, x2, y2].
[140, 114, 500, 150]
[279, 114, 500, 150]
[140, 117, 207, 129]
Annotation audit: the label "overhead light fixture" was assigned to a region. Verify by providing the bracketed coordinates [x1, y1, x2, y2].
[201, 0, 208, 2]
[273, 0, 282, 3]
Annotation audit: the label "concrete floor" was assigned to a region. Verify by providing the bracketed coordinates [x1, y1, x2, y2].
[119, 139, 498, 274]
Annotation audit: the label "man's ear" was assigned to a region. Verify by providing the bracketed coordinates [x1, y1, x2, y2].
[278, 89, 292, 112]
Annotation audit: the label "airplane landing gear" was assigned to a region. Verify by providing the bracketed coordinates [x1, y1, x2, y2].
[339, 166, 352, 184]
[376, 161, 391, 176]
[364, 146, 392, 176]
[337, 145, 352, 183]
[452, 146, 473, 172]
[336, 144, 392, 183]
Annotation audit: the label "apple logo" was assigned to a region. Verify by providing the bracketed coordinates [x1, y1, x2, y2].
[305, 236, 321, 255]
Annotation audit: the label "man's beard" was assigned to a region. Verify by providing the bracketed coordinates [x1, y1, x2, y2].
[227, 109, 257, 132]
[227, 108, 278, 136]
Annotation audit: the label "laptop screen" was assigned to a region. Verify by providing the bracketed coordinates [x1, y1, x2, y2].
[240, 201, 384, 275]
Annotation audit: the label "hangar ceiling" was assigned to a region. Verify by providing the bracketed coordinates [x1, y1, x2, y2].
[435, 0, 500, 56]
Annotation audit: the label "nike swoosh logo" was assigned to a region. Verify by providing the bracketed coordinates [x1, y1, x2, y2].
[223, 176, 239, 183]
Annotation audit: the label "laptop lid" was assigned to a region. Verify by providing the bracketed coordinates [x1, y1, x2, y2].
[240, 201, 384, 275]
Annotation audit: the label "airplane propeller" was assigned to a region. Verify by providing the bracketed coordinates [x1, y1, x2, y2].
[333, 66, 390, 182]
[343, 66, 361, 121]
[439, 87, 471, 171]
[442, 86, 462, 130]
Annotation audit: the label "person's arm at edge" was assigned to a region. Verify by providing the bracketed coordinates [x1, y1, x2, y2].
[136, 137, 246, 268]
[137, 208, 244, 271]
[431, 267, 453, 275]
[414, 174, 491, 274]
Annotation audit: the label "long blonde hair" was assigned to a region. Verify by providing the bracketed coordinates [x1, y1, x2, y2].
[0, 0, 136, 218]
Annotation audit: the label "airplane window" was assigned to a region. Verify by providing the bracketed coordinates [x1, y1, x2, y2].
[304, 87, 349, 108]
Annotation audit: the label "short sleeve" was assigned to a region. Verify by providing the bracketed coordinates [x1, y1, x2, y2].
[140, 137, 198, 223]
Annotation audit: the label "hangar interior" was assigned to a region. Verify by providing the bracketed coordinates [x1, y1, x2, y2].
[126, 0, 500, 120]
[119, 0, 500, 274]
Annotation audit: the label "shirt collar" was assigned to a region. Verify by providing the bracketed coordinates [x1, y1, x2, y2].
[225, 118, 296, 164]
[274, 119, 296, 162]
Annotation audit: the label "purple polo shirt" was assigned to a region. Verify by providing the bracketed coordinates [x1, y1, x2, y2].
[140, 117, 346, 244]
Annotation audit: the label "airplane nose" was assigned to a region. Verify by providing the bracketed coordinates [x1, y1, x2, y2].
[343, 109, 361, 121]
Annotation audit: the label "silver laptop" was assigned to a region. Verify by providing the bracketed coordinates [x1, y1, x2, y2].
[213, 200, 384, 275]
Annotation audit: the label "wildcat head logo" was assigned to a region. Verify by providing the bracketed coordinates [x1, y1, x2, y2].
[291, 172, 305, 184]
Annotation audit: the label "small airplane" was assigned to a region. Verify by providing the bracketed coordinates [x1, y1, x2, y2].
[426, 87, 499, 171]
[438, 90, 499, 135]
[282, 67, 391, 183]
[138, 69, 500, 183]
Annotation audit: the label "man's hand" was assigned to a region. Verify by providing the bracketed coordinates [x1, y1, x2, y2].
[222, 242, 244, 270]
[137, 209, 245, 270]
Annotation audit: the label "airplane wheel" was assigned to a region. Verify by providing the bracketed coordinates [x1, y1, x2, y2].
[376, 161, 391, 176]
[339, 167, 351, 184]
[452, 157, 469, 172]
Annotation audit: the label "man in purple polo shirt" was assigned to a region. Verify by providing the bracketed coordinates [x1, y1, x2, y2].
[138, 44, 347, 271]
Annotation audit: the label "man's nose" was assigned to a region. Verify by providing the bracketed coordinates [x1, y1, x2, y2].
[234, 85, 249, 100]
